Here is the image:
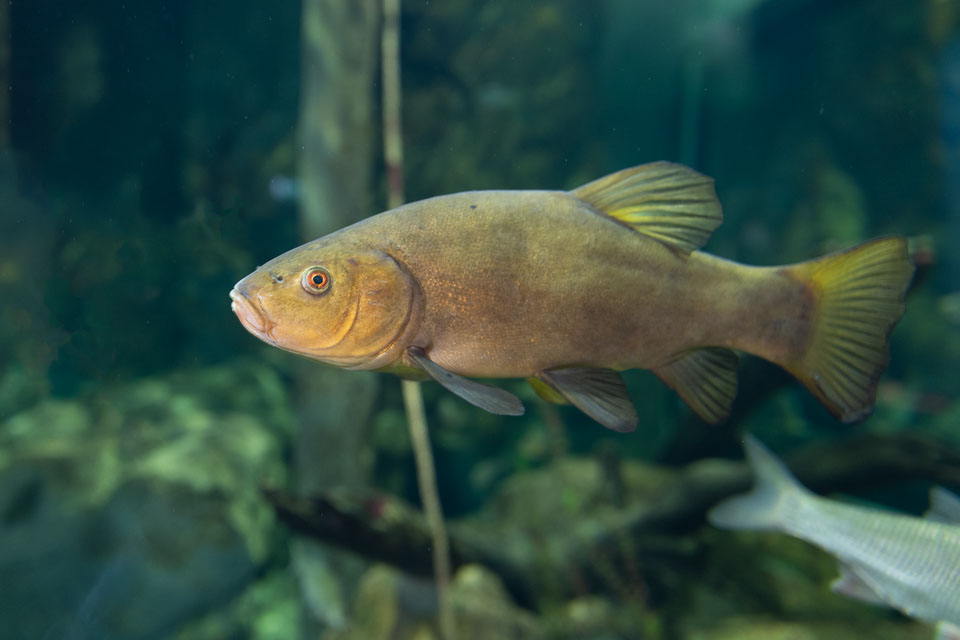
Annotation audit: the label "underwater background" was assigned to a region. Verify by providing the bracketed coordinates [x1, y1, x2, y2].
[2, 0, 959, 638]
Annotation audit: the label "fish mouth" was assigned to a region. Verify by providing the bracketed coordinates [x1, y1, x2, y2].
[230, 288, 270, 338]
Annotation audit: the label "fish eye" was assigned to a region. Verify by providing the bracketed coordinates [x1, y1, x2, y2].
[301, 266, 331, 294]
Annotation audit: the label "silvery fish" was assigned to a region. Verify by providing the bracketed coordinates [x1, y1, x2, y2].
[230, 162, 913, 431]
[709, 435, 960, 637]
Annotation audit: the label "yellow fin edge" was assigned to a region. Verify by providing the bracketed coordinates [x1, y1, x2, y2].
[527, 377, 569, 404]
[784, 237, 914, 422]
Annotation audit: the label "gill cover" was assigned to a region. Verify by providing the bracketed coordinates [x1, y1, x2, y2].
[258, 248, 422, 370]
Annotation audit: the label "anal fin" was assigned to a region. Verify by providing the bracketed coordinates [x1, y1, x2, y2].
[830, 562, 888, 606]
[652, 348, 738, 423]
[406, 347, 524, 416]
[536, 368, 637, 432]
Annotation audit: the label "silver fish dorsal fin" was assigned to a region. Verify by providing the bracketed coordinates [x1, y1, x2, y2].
[926, 487, 960, 524]
[571, 161, 723, 255]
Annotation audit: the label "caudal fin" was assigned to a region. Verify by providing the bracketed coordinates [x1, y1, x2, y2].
[784, 237, 913, 423]
[707, 435, 807, 532]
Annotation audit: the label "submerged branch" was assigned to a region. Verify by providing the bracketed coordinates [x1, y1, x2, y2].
[264, 487, 537, 605]
[265, 431, 960, 606]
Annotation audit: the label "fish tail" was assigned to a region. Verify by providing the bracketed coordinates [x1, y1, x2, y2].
[708, 435, 806, 531]
[783, 237, 913, 422]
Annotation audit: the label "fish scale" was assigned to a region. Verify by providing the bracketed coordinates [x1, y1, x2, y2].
[797, 498, 960, 624]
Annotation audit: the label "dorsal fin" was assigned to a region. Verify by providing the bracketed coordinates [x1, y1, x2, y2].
[926, 486, 960, 524]
[572, 162, 723, 254]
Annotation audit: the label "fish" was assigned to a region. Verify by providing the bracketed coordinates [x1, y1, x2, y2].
[229, 162, 913, 432]
[708, 435, 960, 637]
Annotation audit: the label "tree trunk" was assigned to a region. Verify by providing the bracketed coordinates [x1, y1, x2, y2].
[293, 0, 382, 632]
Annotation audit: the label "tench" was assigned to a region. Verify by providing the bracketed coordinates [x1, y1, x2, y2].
[230, 162, 913, 432]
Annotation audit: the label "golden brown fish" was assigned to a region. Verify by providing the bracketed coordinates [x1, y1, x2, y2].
[230, 162, 913, 432]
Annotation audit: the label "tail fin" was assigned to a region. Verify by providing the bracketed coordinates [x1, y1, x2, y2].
[708, 435, 807, 532]
[784, 237, 913, 423]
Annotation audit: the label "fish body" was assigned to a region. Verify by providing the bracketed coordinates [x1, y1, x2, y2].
[230, 163, 913, 431]
[286, 190, 797, 376]
[709, 436, 960, 629]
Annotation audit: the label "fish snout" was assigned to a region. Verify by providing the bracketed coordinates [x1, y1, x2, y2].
[230, 287, 268, 336]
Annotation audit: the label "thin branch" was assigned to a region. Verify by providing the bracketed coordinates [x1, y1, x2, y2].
[380, 0, 455, 636]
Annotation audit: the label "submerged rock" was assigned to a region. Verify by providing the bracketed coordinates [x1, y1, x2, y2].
[174, 570, 302, 640]
[0, 360, 294, 640]
[319, 563, 542, 640]
[683, 617, 929, 640]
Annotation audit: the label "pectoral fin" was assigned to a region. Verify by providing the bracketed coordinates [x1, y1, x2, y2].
[536, 368, 637, 432]
[653, 348, 738, 423]
[406, 347, 524, 416]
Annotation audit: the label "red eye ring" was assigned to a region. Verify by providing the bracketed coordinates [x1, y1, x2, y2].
[301, 267, 330, 294]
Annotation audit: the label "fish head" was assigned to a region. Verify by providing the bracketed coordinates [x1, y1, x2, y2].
[230, 240, 423, 370]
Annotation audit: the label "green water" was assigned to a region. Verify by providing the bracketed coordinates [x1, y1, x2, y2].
[1, 1, 956, 638]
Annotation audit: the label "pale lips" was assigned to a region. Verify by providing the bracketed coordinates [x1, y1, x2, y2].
[230, 288, 267, 336]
